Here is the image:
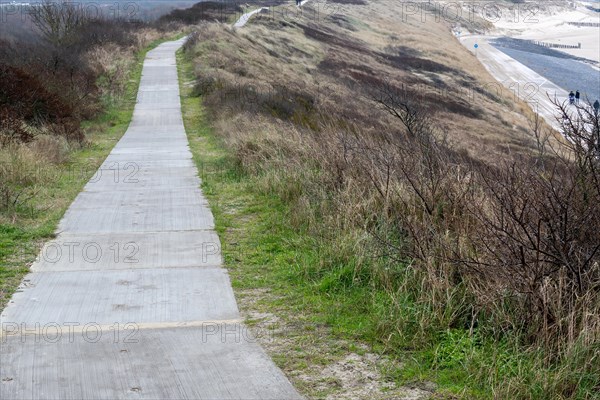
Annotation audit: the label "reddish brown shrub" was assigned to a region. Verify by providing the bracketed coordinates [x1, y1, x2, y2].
[0, 64, 82, 142]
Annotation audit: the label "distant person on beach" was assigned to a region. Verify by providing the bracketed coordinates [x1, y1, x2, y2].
[575, 90, 581, 104]
[569, 91, 575, 105]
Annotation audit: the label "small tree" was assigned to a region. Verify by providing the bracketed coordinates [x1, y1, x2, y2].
[371, 84, 600, 349]
[30, 1, 87, 47]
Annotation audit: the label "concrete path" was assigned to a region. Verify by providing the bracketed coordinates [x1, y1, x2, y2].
[234, 7, 269, 28]
[233, 0, 312, 28]
[460, 34, 568, 130]
[0, 38, 301, 400]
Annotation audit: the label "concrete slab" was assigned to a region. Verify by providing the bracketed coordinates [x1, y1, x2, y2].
[58, 203, 215, 233]
[116, 128, 187, 137]
[0, 325, 302, 400]
[83, 167, 201, 191]
[130, 111, 183, 127]
[98, 159, 193, 170]
[109, 148, 192, 156]
[1, 267, 238, 325]
[100, 151, 192, 162]
[115, 138, 190, 147]
[68, 189, 209, 210]
[136, 90, 181, 105]
[138, 77, 180, 87]
[98, 158, 195, 170]
[31, 231, 222, 272]
[119, 124, 187, 135]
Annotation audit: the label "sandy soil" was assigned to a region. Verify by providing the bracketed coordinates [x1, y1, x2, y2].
[237, 288, 432, 400]
[460, 34, 568, 129]
[457, 0, 599, 129]
[492, 2, 600, 65]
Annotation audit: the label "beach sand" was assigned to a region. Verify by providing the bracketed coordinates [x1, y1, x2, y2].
[492, 2, 600, 65]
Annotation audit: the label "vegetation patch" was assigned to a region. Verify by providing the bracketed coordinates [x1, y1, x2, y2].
[177, 47, 431, 400]
[0, 16, 184, 309]
[176, 0, 600, 397]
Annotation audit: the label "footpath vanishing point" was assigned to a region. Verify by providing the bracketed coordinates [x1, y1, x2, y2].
[0, 38, 301, 400]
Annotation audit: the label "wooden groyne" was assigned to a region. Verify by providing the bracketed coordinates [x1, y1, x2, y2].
[567, 22, 600, 28]
[529, 40, 581, 49]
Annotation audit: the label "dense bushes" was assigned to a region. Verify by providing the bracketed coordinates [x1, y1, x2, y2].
[0, 2, 172, 147]
[0, 1, 177, 214]
[0, 64, 82, 142]
[159, 1, 244, 24]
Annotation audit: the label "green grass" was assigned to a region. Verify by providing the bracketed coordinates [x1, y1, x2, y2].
[0, 33, 185, 309]
[175, 44, 473, 398]
[176, 45, 600, 400]
[177, 45, 422, 397]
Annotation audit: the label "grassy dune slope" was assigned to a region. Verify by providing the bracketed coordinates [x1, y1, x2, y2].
[180, 0, 599, 398]
[192, 0, 547, 161]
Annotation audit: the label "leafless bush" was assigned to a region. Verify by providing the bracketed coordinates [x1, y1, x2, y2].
[30, 1, 88, 47]
[556, 99, 600, 166]
[0, 111, 35, 146]
[425, 103, 595, 346]
[183, 31, 200, 53]
[363, 83, 600, 349]
[2, 4, 170, 147]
